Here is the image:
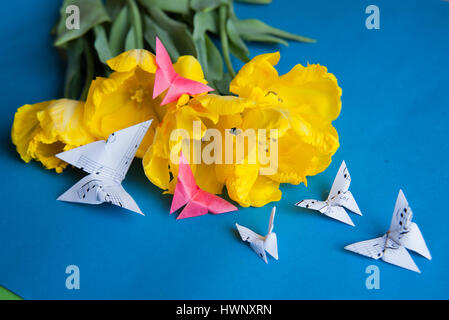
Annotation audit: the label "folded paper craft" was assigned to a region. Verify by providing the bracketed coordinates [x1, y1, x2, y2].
[345, 190, 431, 273]
[56, 120, 152, 215]
[295, 160, 362, 226]
[236, 206, 279, 264]
[170, 153, 238, 219]
[153, 37, 213, 105]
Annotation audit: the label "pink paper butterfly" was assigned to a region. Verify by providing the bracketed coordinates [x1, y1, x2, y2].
[170, 153, 238, 219]
[152, 37, 214, 105]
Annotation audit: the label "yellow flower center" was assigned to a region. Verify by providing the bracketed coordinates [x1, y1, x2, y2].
[130, 87, 146, 104]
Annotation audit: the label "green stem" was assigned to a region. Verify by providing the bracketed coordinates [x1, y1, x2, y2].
[219, 5, 235, 77]
[128, 0, 144, 49]
[80, 39, 94, 101]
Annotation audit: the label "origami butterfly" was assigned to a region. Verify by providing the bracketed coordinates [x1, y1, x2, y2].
[236, 206, 279, 263]
[170, 153, 237, 219]
[56, 120, 152, 215]
[152, 37, 213, 105]
[295, 160, 362, 226]
[345, 190, 431, 273]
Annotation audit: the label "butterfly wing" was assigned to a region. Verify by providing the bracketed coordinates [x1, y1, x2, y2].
[176, 199, 209, 220]
[56, 120, 152, 182]
[57, 174, 105, 205]
[324, 206, 355, 226]
[170, 153, 199, 214]
[103, 120, 152, 179]
[345, 236, 387, 260]
[57, 174, 143, 215]
[264, 232, 278, 260]
[99, 183, 144, 215]
[160, 76, 213, 105]
[328, 161, 361, 215]
[176, 188, 237, 219]
[153, 37, 177, 99]
[327, 160, 352, 198]
[236, 224, 268, 263]
[264, 206, 278, 260]
[56, 140, 106, 175]
[197, 189, 237, 214]
[399, 222, 432, 260]
[267, 206, 276, 234]
[295, 199, 328, 213]
[389, 190, 412, 233]
[382, 238, 420, 273]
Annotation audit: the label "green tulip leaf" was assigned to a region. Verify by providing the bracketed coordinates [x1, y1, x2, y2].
[241, 33, 289, 46]
[94, 25, 113, 63]
[143, 14, 180, 59]
[234, 18, 315, 43]
[108, 6, 130, 56]
[235, 0, 271, 4]
[138, 0, 190, 15]
[105, 0, 127, 20]
[226, 19, 249, 62]
[190, 0, 224, 11]
[142, 7, 196, 60]
[193, 10, 218, 40]
[54, 0, 111, 47]
[125, 26, 137, 51]
[64, 38, 84, 99]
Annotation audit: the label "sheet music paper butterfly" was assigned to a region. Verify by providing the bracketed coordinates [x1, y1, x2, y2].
[56, 120, 152, 215]
[345, 190, 431, 273]
[236, 206, 279, 264]
[295, 160, 362, 226]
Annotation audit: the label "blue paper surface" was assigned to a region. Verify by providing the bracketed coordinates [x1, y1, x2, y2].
[0, 0, 448, 299]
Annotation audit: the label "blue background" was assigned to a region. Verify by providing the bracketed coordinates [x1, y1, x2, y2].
[1, 0, 448, 299]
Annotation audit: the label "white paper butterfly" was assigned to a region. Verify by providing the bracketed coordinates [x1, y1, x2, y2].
[295, 161, 362, 226]
[236, 207, 278, 263]
[56, 120, 152, 215]
[345, 190, 431, 273]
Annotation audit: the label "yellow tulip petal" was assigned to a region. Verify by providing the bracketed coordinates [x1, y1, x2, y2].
[142, 147, 171, 191]
[230, 52, 280, 102]
[225, 164, 259, 207]
[27, 130, 68, 173]
[193, 94, 254, 115]
[84, 70, 164, 158]
[269, 127, 337, 185]
[11, 99, 94, 173]
[107, 49, 157, 73]
[12, 100, 54, 163]
[248, 176, 282, 207]
[194, 162, 224, 194]
[289, 113, 340, 155]
[37, 99, 95, 147]
[242, 107, 290, 136]
[271, 64, 342, 122]
[174, 55, 208, 84]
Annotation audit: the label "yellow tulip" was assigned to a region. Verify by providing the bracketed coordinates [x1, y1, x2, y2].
[11, 99, 95, 173]
[223, 52, 341, 206]
[143, 52, 341, 208]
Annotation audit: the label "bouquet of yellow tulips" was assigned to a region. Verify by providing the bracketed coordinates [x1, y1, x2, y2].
[11, 0, 342, 208]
